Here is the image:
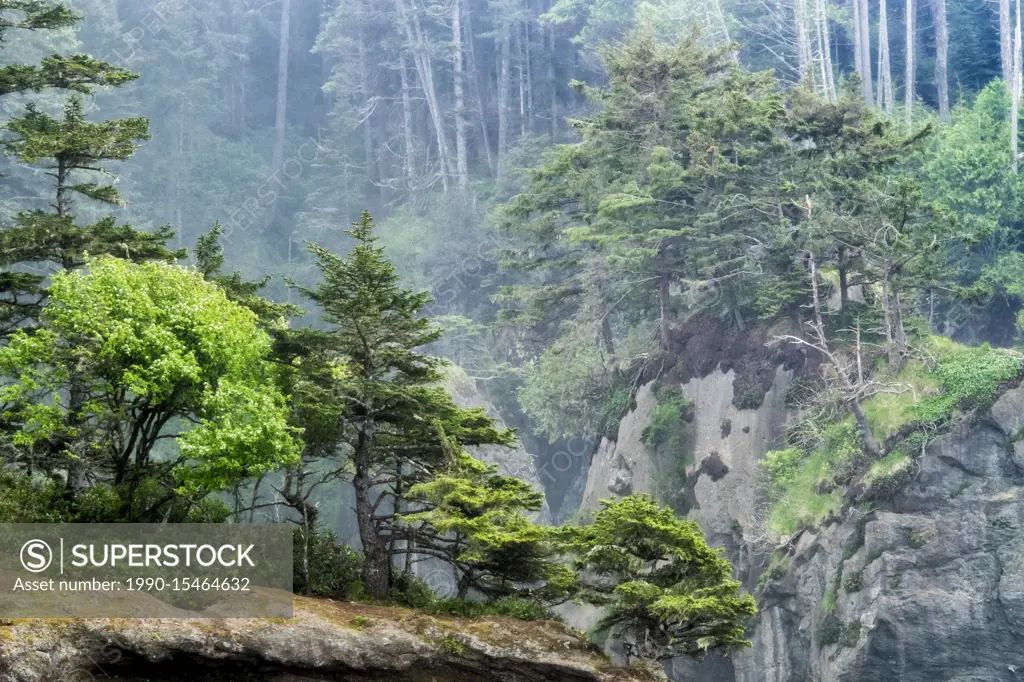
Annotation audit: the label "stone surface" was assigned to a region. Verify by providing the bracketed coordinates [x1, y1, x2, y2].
[0, 596, 663, 682]
[579, 382, 658, 517]
[577, 373, 1024, 682]
[736, 406, 1024, 682]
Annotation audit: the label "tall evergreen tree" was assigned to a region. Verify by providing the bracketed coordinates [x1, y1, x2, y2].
[293, 211, 514, 600]
[0, 95, 183, 334]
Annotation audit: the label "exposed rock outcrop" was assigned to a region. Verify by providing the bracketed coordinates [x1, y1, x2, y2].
[737, 387, 1024, 682]
[574, 345, 1024, 682]
[0, 596, 663, 682]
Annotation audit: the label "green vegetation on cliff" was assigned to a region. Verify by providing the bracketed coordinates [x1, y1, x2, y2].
[763, 337, 1023, 537]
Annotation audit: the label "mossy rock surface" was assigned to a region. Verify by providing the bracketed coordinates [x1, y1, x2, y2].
[0, 595, 662, 682]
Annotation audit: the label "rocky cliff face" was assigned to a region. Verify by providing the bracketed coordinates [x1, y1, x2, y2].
[737, 386, 1024, 682]
[0, 596, 662, 682]
[576, 355, 1024, 682]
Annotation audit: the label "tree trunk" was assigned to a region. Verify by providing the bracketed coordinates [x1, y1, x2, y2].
[817, 0, 837, 100]
[1015, 0, 1022, 172]
[271, 0, 291, 198]
[808, 253, 881, 457]
[932, 0, 950, 122]
[838, 246, 849, 308]
[396, 0, 453, 192]
[517, 23, 526, 137]
[465, 5, 495, 175]
[524, 19, 534, 131]
[905, 0, 915, 126]
[877, 0, 894, 113]
[1003, 0, 1013, 92]
[452, 0, 469, 192]
[353, 422, 389, 600]
[858, 0, 874, 106]
[852, 0, 865, 88]
[548, 20, 558, 139]
[497, 20, 512, 164]
[795, 0, 812, 82]
[658, 274, 672, 349]
[399, 50, 417, 195]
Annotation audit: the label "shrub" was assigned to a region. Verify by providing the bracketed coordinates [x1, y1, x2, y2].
[0, 471, 69, 522]
[439, 636, 468, 656]
[642, 387, 690, 453]
[761, 448, 804, 492]
[388, 571, 437, 608]
[293, 527, 363, 597]
[934, 344, 1021, 408]
[423, 596, 558, 622]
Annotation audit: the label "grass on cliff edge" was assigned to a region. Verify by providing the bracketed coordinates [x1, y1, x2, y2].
[764, 338, 1022, 537]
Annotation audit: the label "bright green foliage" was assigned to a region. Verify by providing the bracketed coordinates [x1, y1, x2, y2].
[401, 428, 573, 601]
[762, 420, 859, 536]
[0, 256, 300, 519]
[289, 211, 515, 600]
[558, 494, 756, 661]
[760, 448, 804, 494]
[764, 339, 1023, 537]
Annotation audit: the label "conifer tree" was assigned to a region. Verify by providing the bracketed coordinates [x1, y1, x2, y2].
[0, 2, 136, 96]
[559, 494, 757, 662]
[0, 96, 183, 334]
[400, 424, 574, 600]
[0, 3, 177, 335]
[293, 211, 514, 600]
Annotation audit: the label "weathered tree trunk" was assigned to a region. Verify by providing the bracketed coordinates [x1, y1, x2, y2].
[465, 5, 495, 175]
[877, 0, 894, 113]
[497, 20, 512, 164]
[817, 0, 837, 100]
[452, 0, 469, 192]
[858, 0, 874, 106]
[852, 0, 865, 86]
[807, 254, 881, 457]
[517, 23, 527, 137]
[399, 50, 417, 195]
[352, 422, 389, 600]
[272, 0, 291, 175]
[548, 20, 558, 139]
[396, 0, 453, 192]
[795, 0, 812, 82]
[905, 0, 915, 126]
[932, 0, 950, 122]
[1003, 0, 1014, 92]
[1015, 0, 1022, 172]
[358, 35, 375, 196]
[524, 19, 534, 131]
[268, 0, 291, 232]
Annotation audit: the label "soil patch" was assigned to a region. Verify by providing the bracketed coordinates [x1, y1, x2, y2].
[666, 313, 811, 409]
